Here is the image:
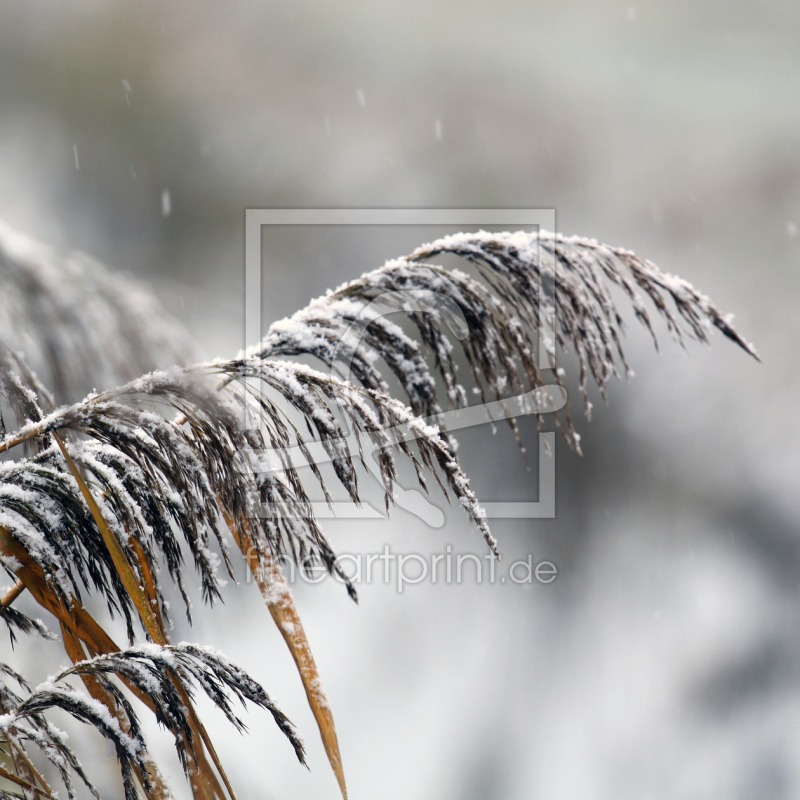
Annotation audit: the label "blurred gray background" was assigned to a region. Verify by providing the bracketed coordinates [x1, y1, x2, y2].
[1, 1, 798, 798]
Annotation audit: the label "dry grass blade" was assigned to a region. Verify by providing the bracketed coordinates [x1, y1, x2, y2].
[220, 504, 340, 795]
[238, 530, 346, 799]
[52, 431, 164, 644]
[262, 559, 347, 800]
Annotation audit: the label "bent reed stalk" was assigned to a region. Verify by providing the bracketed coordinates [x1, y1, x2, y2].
[0, 226, 757, 799]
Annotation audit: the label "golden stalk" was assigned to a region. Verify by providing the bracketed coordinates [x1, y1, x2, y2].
[0, 580, 24, 607]
[222, 508, 347, 800]
[53, 432, 164, 643]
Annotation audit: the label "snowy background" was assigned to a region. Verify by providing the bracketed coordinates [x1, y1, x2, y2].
[1, 1, 799, 798]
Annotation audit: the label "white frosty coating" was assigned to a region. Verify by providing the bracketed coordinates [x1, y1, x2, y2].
[249, 265, 485, 426]
[45, 641, 301, 765]
[1, 365, 41, 411]
[413, 230, 759, 355]
[308, 675, 330, 711]
[79, 444, 157, 534]
[0, 553, 22, 572]
[404, 229, 758, 419]
[0, 492, 73, 595]
[0, 682, 142, 758]
[255, 564, 294, 604]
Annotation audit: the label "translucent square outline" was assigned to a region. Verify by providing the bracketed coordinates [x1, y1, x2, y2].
[244, 209, 557, 521]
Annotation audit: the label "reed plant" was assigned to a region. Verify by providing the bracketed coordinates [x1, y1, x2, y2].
[0, 224, 757, 799]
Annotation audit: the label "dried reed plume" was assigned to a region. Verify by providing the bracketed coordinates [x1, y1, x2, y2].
[0, 224, 757, 799]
